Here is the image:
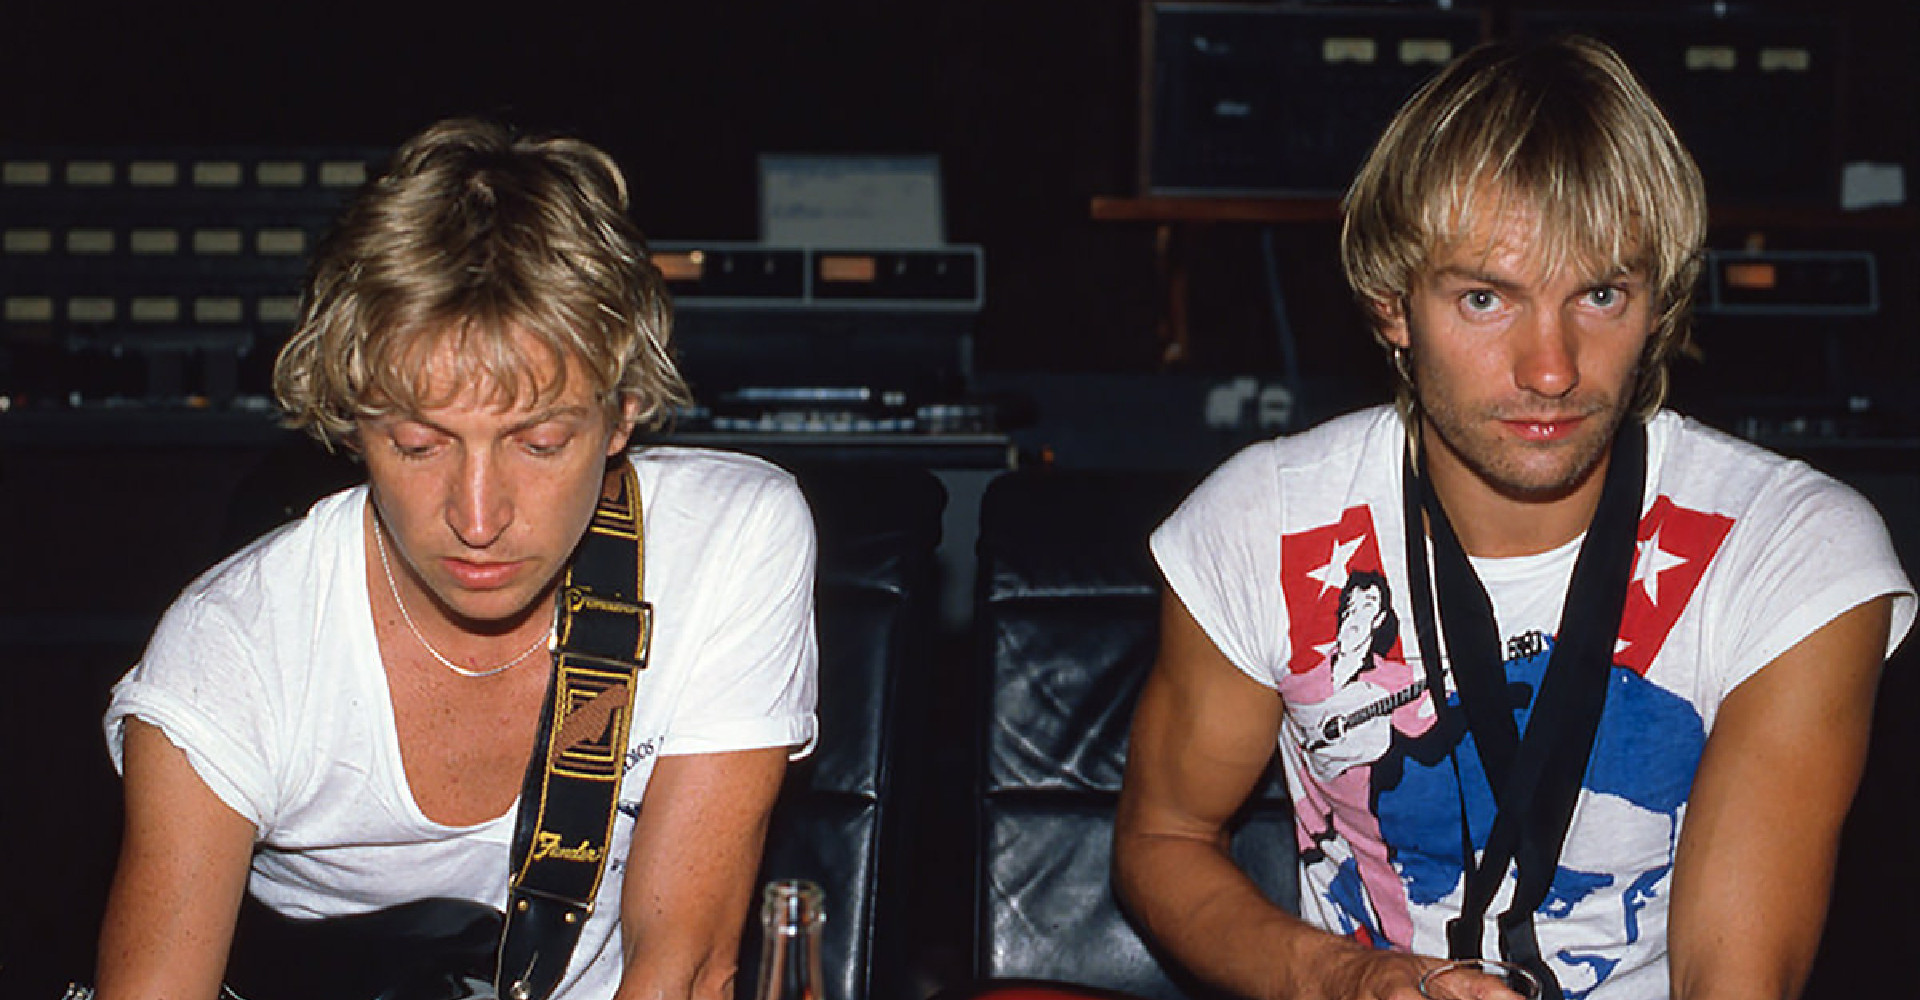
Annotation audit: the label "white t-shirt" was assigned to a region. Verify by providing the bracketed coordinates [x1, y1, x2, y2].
[1152, 406, 1914, 1000]
[105, 446, 819, 1000]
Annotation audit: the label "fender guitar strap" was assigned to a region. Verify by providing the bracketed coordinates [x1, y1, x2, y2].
[497, 461, 650, 1000]
[1400, 422, 1645, 1000]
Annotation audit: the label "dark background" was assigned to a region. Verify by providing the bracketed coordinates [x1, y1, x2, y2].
[1, 1, 1166, 373]
[3, 0, 1918, 389]
[2, 1, 1916, 998]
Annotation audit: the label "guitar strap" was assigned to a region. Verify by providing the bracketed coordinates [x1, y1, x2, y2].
[497, 461, 651, 1000]
[1400, 420, 1645, 1000]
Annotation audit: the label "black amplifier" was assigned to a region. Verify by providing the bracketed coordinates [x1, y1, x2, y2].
[1676, 250, 1911, 445]
[649, 242, 984, 400]
[651, 243, 982, 310]
[1699, 250, 1877, 317]
[1140, 3, 1485, 196]
[1513, 8, 1844, 204]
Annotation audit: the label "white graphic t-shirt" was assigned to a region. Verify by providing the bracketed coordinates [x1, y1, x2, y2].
[1153, 406, 1913, 999]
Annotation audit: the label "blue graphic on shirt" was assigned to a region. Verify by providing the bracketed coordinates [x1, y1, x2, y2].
[1558, 951, 1619, 993]
[1542, 868, 1612, 919]
[1373, 632, 1707, 998]
[1325, 854, 1383, 943]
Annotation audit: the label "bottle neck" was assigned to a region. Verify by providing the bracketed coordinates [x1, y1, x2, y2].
[754, 881, 826, 1000]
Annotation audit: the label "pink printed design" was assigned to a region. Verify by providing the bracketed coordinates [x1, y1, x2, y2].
[1277, 505, 1436, 948]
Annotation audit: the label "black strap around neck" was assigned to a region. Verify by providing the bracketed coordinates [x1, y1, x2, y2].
[1400, 421, 1646, 1000]
[497, 460, 650, 1000]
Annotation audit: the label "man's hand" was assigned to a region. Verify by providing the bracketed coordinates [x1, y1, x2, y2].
[1406, 959, 1543, 1000]
[1302, 948, 1541, 1000]
[1317, 948, 1441, 1000]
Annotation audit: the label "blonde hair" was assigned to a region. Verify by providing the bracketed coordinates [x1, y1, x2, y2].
[1340, 35, 1708, 421]
[273, 117, 689, 447]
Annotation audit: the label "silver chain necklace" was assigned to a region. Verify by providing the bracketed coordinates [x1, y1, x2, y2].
[372, 515, 550, 679]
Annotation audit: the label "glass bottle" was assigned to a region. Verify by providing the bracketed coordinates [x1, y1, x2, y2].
[753, 879, 827, 1000]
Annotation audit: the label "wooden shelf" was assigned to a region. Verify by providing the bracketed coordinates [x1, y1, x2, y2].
[1090, 195, 1342, 224]
[1710, 204, 1919, 232]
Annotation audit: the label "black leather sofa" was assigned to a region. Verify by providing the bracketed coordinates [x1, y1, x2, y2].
[969, 468, 1296, 1000]
[740, 463, 947, 1000]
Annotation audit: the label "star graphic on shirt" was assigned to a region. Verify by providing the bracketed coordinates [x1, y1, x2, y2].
[1632, 528, 1689, 606]
[1306, 535, 1364, 598]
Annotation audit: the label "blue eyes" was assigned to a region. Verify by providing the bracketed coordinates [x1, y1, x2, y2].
[1456, 286, 1626, 316]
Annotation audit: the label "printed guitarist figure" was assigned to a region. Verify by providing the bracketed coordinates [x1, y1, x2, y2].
[1296, 676, 1428, 764]
[1289, 571, 1432, 781]
[1283, 571, 1435, 945]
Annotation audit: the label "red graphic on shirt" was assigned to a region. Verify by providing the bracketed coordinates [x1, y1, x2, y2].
[1280, 506, 1397, 675]
[1615, 496, 1735, 676]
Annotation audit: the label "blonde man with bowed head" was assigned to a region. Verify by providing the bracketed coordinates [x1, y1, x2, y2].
[96, 119, 818, 1000]
[1115, 36, 1912, 1000]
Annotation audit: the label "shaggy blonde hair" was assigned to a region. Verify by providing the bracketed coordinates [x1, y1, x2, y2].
[274, 117, 688, 447]
[1341, 35, 1707, 421]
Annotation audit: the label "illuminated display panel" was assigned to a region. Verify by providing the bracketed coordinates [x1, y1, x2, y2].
[819, 255, 878, 283]
[653, 250, 704, 282]
[1723, 261, 1777, 291]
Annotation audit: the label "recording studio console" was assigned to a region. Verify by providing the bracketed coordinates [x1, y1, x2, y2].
[649, 241, 997, 438]
[1682, 249, 1916, 452]
[1, 144, 383, 411]
[652, 242, 983, 310]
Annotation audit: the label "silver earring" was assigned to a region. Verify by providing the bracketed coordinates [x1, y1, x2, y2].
[1390, 346, 1413, 384]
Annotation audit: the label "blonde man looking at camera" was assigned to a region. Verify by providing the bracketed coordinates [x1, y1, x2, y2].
[1116, 36, 1912, 1000]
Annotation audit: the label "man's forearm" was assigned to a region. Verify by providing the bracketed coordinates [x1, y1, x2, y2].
[614, 944, 740, 1000]
[1114, 828, 1381, 1000]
